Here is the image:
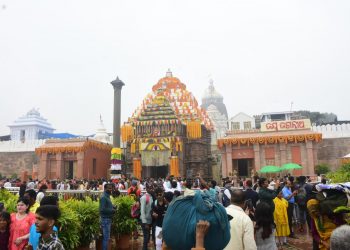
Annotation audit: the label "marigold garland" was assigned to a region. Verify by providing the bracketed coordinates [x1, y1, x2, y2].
[35, 140, 112, 154]
[133, 158, 142, 179]
[170, 156, 180, 177]
[217, 133, 322, 149]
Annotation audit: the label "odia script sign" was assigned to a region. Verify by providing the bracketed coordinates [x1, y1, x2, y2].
[260, 119, 311, 132]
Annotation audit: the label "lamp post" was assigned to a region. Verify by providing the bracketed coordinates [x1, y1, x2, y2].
[110, 77, 125, 147]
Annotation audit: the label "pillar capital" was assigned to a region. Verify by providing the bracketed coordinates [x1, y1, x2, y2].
[111, 77, 125, 89]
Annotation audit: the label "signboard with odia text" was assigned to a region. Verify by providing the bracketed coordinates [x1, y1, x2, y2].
[260, 119, 311, 132]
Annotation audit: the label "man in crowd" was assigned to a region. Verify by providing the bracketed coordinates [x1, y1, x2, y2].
[282, 180, 298, 238]
[140, 186, 153, 250]
[258, 177, 280, 211]
[35, 205, 64, 250]
[244, 180, 259, 209]
[99, 183, 115, 250]
[225, 189, 256, 250]
[24, 189, 40, 213]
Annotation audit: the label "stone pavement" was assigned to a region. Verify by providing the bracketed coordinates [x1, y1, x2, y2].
[109, 225, 313, 250]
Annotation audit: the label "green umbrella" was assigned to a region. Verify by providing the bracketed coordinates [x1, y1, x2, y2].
[259, 165, 282, 173]
[281, 163, 302, 171]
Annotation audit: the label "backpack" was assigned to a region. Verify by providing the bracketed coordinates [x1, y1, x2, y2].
[222, 189, 231, 207]
[296, 185, 307, 206]
[163, 191, 230, 250]
[129, 187, 138, 200]
[131, 201, 140, 218]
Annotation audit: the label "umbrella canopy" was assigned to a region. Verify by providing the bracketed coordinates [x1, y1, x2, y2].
[259, 165, 282, 173]
[281, 163, 302, 171]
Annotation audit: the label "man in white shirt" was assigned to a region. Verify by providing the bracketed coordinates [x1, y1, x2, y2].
[225, 189, 257, 250]
[4, 179, 11, 188]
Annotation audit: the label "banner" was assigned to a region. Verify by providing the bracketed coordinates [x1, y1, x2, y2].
[260, 119, 311, 132]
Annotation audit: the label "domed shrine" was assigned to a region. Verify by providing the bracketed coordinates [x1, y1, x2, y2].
[201, 79, 228, 119]
[122, 70, 214, 179]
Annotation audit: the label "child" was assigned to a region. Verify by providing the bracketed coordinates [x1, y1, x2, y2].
[273, 190, 290, 246]
[35, 205, 64, 250]
[0, 211, 11, 250]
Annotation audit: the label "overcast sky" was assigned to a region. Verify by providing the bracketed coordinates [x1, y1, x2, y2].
[1, 0, 349, 136]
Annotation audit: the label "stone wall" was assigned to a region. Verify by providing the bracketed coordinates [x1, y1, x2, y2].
[0, 151, 38, 177]
[317, 137, 350, 171]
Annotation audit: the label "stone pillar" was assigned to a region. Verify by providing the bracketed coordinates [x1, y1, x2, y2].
[76, 152, 85, 178]
[56, 153, 64, 180]
[111, 77, 125, 148]
[38, 152, 48, 180]
[253, 144, 261, 172]
[280, 143, 287, 166]
[306, 141, 315, 176]
[225, 144, 233, 177]
[221, 150, 227, 177]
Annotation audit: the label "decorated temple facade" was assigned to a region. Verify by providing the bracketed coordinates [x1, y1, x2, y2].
[219, 118, 323, 178]
[122, 70, 213, 179]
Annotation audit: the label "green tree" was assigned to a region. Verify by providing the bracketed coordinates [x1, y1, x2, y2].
[294, 110, 337, 125]
[327, 163, 350, 183]
[315, 163, 330, 175]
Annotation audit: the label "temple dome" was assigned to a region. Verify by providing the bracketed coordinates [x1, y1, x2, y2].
[201, 79, 228, 119]
[202, 79, 223, 100]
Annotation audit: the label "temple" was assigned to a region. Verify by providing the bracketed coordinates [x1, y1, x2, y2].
[8, 108, 54, 142]
[219, 113, 323, 177]
[122, 70, 213, 179]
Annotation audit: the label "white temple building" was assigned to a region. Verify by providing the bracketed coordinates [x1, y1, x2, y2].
[93, 117, 112, 144]
[206, 105, 228, 144]
[8, 108, 54, 142]
[201, 79, 229, 145]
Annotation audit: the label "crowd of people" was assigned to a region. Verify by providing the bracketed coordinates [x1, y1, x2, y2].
[99, 174, 350, 250]
[0, 187, 63, 250]
[1, 174, 349, 250]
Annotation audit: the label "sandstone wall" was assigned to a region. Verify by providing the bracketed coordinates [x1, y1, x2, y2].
[317, 137, 350, 171]
[0, 151, 38, 177]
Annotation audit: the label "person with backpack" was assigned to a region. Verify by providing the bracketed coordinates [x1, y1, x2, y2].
[222, 180, 232, 207]
[295, 176, 311, 233]
[128, 180, 141, 199]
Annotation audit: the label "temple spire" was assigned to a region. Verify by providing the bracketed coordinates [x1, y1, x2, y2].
[166, 69, 173, 77]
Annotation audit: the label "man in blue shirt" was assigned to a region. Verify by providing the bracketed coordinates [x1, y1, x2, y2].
[282, 180, 298, 238]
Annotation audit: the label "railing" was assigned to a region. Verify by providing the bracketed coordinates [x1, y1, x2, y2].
[3, 187, 147, 200]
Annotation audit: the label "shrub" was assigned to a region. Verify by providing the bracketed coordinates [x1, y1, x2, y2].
[327, 163, 350, 183]
[65, 198, 100, 246]
[315, 163, 330, 175]
[57, 202, 81, 250]
[0, 189, 18, 213]
[111, 195, 137, 235]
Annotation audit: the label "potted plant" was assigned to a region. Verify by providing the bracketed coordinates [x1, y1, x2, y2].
[65, 198, 100, 249]
[57, 202, 81, 250]
[111, 195, 138, 249]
